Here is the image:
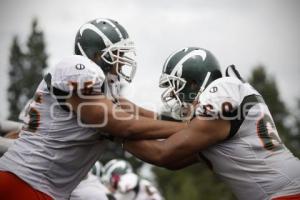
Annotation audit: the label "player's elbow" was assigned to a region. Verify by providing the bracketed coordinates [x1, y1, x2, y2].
[152, 151, 173, 168]
[156, 154, 188, 171]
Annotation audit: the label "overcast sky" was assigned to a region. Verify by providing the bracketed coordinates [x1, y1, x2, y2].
[0, 0, 299, 119]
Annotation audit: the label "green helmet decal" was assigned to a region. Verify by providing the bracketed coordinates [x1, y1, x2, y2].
[160, 47, 222, 119]
[74, 18, 137, 82]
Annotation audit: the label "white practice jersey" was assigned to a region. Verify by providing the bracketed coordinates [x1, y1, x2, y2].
[70, 173, 110, 200]
[114, 173, 164, 200]
[0, 55, 112, 199]
[195, 77, 300, 200]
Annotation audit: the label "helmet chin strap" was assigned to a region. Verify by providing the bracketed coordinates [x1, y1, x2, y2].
[194, 72, 211, 102]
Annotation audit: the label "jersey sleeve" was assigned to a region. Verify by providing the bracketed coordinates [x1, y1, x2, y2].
[49, 55, 105, 95]
[195, 77, 243, 118]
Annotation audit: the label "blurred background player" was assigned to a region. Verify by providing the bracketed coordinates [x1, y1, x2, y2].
[114, 172, 164, 200]
[102, 159, 164, 200]
[70, 161, 112, 200]
[102, 159, 134, 194]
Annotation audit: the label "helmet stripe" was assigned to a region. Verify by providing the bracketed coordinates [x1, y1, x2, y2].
[77, 42, 88, 57]
[97, 18, 123, 40]
[170, 49, 207, 77]
[79, 23, 113, 47]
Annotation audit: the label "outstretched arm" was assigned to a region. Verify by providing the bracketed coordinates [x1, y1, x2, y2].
[164, 154, 199, 170]
[124, 117, 230, 168]
[67, 95, 186, 140]
[118, 98, 157, 119]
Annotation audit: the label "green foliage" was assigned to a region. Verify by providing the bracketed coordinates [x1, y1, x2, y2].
[7, 18, 48, 121]
[7, 37, 26, 120]
[154, 164, 236, 200]
[248, 66, 288, 123]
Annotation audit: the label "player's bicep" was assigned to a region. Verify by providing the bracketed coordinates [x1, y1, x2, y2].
[161, 117, 230, 163]
[68, 94, 108, 123]
[67, 95, 133, 137]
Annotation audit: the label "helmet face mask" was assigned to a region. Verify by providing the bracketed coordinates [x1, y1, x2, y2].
[159, 73, 186, 109]
[101, 39, 137, 82]
[159, 72, 211, 120]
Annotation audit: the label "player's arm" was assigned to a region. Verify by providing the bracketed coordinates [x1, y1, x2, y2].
[67, 94, 186, 140]
[163, 154, 199, 170]
[124, 117, 230, 168]
[118, 98, 156, 119]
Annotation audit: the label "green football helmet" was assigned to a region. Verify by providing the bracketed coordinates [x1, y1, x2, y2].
[159, 47, 222, 118]
[74, 18, 136, 82]
[101, 159, 133, 189]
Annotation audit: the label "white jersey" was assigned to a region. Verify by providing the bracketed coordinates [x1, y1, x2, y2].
[114, 173, 164, 200]
[195, 77, 300, 200]
[70, 173, 110, 200]
[0, 55, 112, 200]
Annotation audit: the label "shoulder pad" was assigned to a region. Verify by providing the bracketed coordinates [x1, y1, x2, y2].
[48, 55, 105, 94]
[195, 77, 246, 117]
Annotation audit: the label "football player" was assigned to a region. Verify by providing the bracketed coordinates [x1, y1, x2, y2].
[102, 159, 134, 194]
[114, 172, 164, 200]
[101, 159, 164, 200]
[70, 161, 111, 200]
[124, 47, 300, 200]
[0, 18, 185, 200]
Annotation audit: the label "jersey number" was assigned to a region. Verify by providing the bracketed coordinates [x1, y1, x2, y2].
[256, 114, 283, 151]
[26, 107, 40, 132]
[23, 93, 42, 132]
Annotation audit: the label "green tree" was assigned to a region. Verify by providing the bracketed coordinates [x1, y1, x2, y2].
[154, 164, 235, 200]
[7, 37, 26, 120]
[7, 19, 48, 121]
